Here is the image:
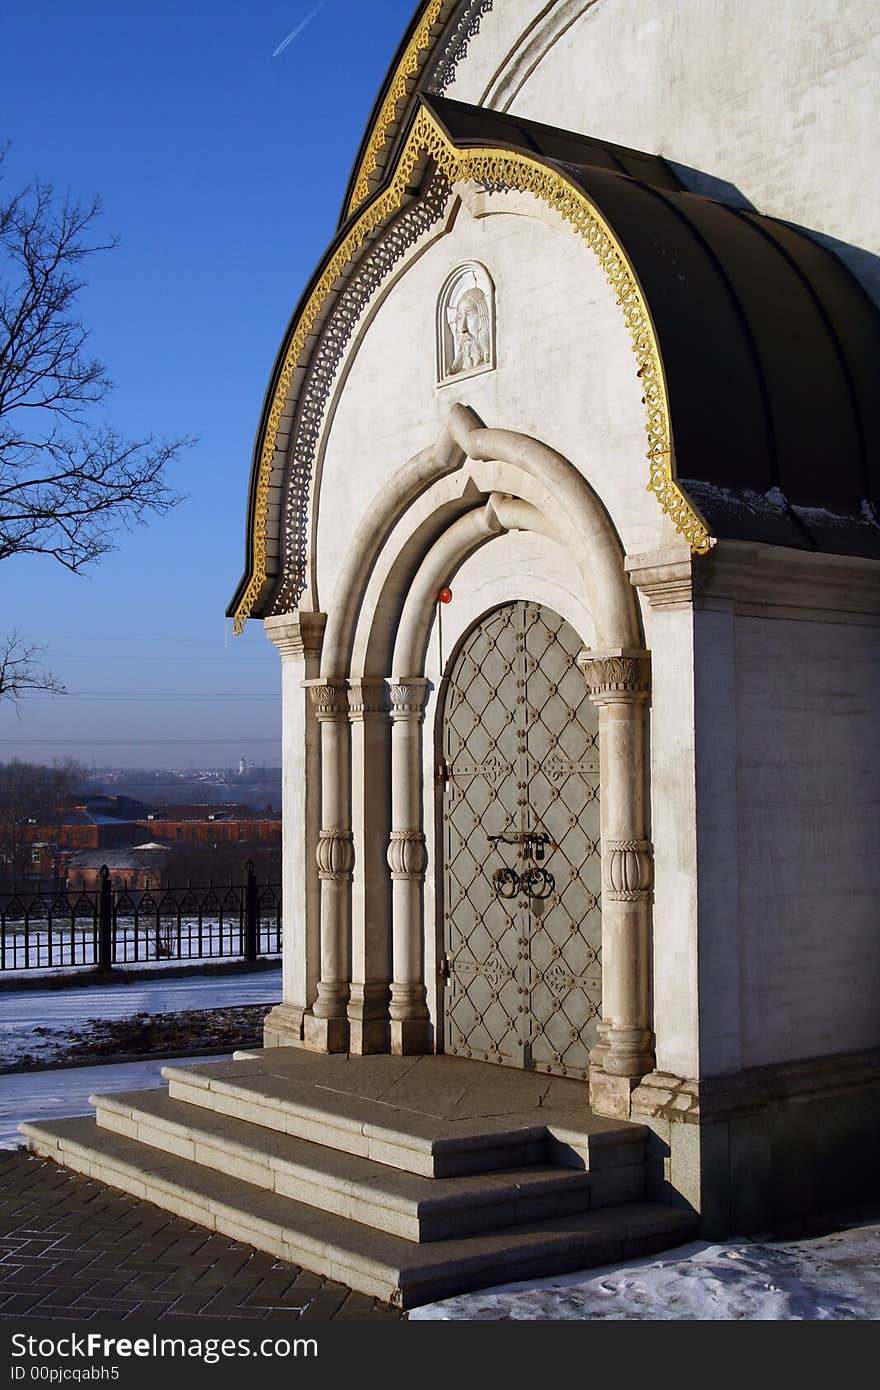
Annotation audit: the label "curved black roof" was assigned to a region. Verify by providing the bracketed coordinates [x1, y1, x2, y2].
[427, 96, 880, 557]
[229, 95, 880, 619]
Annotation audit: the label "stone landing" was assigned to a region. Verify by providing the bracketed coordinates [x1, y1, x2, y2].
[21, 1051, 696, 1309]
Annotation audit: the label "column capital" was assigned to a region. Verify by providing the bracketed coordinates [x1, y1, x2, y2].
[347, 677, 390, 721]
[388, 677, 430, 720]
[577, 649, 651, 702]
[304, 678, 349, 718]
[263, 611, 327, 660]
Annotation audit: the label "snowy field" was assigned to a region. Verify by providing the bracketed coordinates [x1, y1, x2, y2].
[0, 968, 281, 1069]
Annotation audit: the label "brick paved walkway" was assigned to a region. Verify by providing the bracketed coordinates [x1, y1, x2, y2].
[0, 1150, 404, 1321]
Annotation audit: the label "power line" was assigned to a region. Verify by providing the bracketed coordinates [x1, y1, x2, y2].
[14, 632, 259, 645]
[0, 737, 282, 745]
[26, 693, 279, 701]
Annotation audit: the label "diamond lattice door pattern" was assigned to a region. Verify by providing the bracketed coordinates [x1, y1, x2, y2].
[440, 601, 601, 1078]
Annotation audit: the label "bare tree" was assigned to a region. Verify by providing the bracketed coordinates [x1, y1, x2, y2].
[0, 757, 85, 883]
[0, 147, 190, 699]
[0, 630, 65, 707]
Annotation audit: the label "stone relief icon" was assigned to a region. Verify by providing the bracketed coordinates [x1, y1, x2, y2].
[437, 262, 495, 385]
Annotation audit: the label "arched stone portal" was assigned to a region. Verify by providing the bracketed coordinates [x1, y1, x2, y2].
[266, 408, 656, 1115]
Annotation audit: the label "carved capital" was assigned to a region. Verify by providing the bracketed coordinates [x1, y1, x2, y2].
[603, 839, 654, 901]
[389, 677, 430, 720]
[316, 829, 354, 881]
[305, 679, 349, 719]
[347, 678, 389, 720]
[263, 612, 326, 660]
[578, 649, 651, 702]
[386, 830, 428, 880]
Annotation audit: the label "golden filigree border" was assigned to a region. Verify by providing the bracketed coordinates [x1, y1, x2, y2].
[232, 106, 712, 633]
[348, 0, 445, 216]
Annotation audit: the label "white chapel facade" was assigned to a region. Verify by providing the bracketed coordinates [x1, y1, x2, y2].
[230, 0, 880, 1233]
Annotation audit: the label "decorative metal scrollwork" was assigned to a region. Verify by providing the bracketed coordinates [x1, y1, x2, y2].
[521, 867, 555, 900]
[492, 867, 520, 899]
[492, 866, 555, 899]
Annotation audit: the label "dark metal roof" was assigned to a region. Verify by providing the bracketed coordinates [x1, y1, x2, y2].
[230, 95, 880, 621]
[426, 96, 880, 556]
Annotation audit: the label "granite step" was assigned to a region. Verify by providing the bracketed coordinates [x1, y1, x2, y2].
[160, 1055, 646, 1178]
[21, 1116, 695, 1310]
[91, 1089, 616, 1241]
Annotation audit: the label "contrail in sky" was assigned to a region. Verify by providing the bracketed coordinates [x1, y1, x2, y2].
[272, 0, 331, 57]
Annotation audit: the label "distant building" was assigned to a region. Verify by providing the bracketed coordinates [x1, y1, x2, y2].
[65, 844, 172, 891]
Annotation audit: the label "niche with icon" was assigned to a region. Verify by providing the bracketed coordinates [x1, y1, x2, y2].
[436, 262, 496, 386]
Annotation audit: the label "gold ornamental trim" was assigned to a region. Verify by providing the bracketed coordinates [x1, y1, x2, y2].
[347, 0, 445, 217]
[232, 106, 712, 633]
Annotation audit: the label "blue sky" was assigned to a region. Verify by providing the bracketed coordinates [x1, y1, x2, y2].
[0, 0, 417, 769]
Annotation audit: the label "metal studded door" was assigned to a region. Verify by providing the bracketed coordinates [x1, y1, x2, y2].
[439, 601, 601, 1078]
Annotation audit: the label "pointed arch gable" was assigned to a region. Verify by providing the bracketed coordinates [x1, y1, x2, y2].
[230, 101, 707, 633]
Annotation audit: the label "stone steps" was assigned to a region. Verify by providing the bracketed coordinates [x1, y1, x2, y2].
[21, 1115, 695, 1310]
[89, 1089, 604, 1242]
[160, 1055, 646, 1178]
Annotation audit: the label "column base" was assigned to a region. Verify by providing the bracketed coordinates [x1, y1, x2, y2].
[589, 1064, 640, 1120]
[347, 983, 390, 1054]
[390, 1018, 431, 1056]
[262, 1004, 305, 1049]
[302, 1012, 349, 1053]
[349, 1019, 391, 1055]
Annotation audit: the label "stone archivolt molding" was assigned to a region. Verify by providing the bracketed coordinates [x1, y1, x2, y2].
[603, 839, 654, 902]
[233, 104, 712, 633]
[578, 650, 651, 700]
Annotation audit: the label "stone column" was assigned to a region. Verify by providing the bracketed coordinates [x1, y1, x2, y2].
[261, 613, 325, 1049]
[578, 649, 655, 1118]
[387, 678, 431, 1055]
[347, 678, 391, 1054]
[303, 679, 352, 1052]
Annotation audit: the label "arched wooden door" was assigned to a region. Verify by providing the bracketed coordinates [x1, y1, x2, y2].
[439, 601, 601, 1078]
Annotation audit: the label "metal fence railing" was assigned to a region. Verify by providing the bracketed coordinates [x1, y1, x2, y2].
[0, 861, 281, 974]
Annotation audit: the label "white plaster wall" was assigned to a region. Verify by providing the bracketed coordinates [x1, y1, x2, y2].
[314, 195, 655, 614]
[695, 609, 880, 1070]
[445, 0, 879, 274]
[642, 602, 700, 1080]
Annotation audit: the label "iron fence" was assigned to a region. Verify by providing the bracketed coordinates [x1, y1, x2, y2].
[0, 861, 281, 974]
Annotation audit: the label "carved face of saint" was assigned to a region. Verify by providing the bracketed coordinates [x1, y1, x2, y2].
[451, 288, 489, 373]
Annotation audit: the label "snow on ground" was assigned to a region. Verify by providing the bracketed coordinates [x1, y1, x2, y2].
[410, 1227, 880, 1321]
[1, 968, 282, 1025]
[0, 1053, 233, 1149]
[0, 969, 281, 1068]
